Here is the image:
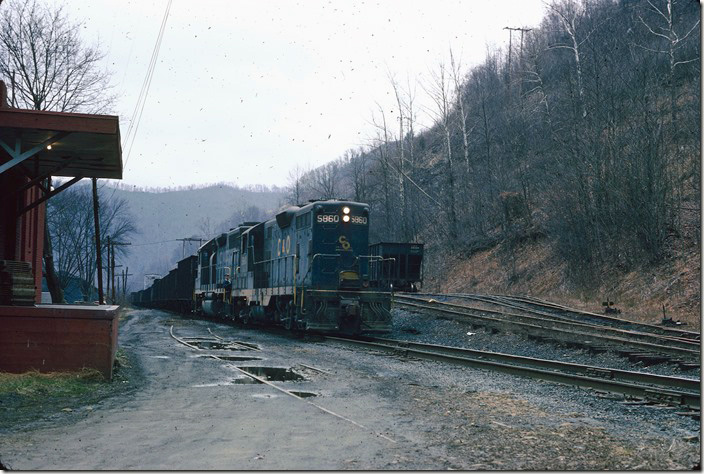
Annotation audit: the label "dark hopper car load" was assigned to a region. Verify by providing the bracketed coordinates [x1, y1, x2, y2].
[368, 242, 423, 292]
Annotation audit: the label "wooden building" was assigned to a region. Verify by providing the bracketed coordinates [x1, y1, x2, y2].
[0, 81, 124, 379]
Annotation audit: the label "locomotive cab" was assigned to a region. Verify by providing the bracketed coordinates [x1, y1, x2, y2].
[301, 200, 390, 334]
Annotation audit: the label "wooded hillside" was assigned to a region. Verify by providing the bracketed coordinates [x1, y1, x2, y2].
[286, 0, 700, 311]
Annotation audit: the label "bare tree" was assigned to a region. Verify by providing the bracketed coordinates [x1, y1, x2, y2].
[229, 205, 264, 226]
[47, 184, 136, 301]
[198, 217, 214, 240]
[0, 0, 116, 302]
[546, 0, 590, 119]
[450, 49, 473, 177]
[402, 77, 422, 241]
[389, 73, 409, 239]
[424, 61, 459, 242]
[636, 0, 699, 123]
[0, 0, 115, 112]
[369, 103, 395, 237]
[343, 148, 368, 203]
[311, 160, 341, 200]
[286, 163, 310, 206]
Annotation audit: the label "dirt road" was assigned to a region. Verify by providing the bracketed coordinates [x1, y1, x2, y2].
[1, 308, 699, 469]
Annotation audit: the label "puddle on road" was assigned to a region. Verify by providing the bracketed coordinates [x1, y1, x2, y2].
[217, 355, 262, 361]
[251, 391, 316, 399]
[231, 341, 260, 350]
[289, 391, 317, 398]
[186, 340, 260, 351]
[231, 376, 262, 385]
[192, 354, 262, 362]
[193, 376, 263, 387]
[193, 380, 238, 388]
[193, 381, 235, 388]
[237, 366, 306, 382]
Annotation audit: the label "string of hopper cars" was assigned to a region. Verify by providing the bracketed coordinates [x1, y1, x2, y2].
[131, 199, 424, 335]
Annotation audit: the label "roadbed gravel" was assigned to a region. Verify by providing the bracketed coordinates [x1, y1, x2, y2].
[0, 307, 700, 470]
[389, 303, 701, 379]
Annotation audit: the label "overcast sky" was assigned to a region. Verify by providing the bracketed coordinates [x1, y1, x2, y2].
[64, 0, 547, 189]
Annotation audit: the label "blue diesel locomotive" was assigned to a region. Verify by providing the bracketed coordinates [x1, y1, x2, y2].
[194, 200, 392, 334]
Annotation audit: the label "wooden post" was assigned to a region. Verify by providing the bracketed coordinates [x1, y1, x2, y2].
[106, 236, 111, 303]
[111, 240, 116, 303]
[92, 178, 104, 305]
[123, 267, 128, 300]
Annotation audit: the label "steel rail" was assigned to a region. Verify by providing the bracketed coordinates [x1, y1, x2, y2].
[423, 291, 700, 343]
[370, 337, 700, 391]
[325, 335, 701, 410]
[393, 296, 700, 360]
[484, 293, 700, 344]
[396, 294, 700, 351]
[410, 291, 699, 341]
[497, 293, 700, 340]
[471, 294, 699, 346]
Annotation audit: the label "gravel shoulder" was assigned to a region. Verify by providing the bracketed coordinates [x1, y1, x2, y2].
[0, 307, 700, 470]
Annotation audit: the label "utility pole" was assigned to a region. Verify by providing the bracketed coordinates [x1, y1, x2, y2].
[503, 26, 532, 101]
[116, 268, 131, 303]
[111, 242, 115, 303]
[106, 236, 111, 303]
[92, 178, 104, 304]
[122, 267, 132, 301]
[112, 264, 123, 302]
[177, 238, 203, 258]
[111, 241, 131, 304]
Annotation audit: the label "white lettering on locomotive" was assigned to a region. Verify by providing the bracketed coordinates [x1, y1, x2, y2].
[317, 214, 339, 223]
[316, 214, 367, 225]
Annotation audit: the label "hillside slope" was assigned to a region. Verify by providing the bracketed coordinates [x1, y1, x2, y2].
[283, 0, 700, 331]
[424, 216, 700, 330]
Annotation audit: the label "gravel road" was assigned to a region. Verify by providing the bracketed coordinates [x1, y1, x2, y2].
[0, 307, 699, 470]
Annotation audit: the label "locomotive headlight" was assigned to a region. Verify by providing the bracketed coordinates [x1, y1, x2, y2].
[342, 206, 350, 215]
[342, 215, 351, 222]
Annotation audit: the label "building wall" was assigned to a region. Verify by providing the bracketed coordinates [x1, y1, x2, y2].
[0, 166, 46, 304]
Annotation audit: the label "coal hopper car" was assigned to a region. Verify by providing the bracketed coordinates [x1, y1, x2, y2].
[368, 242, 424, 292]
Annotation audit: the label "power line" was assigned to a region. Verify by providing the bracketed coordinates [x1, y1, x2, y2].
[130, 238, 182, 247]
[100, 0, 172, 206]
[131, 236, 206, 247]
[123, 0, 173, 170]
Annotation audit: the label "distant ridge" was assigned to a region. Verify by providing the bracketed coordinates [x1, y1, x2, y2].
[102, 183, 285, 292]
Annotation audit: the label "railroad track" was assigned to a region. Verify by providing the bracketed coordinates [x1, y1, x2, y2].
[393, 294, 700, 366]
[325, 335, 701, 413]
[417, 291, 699, 343]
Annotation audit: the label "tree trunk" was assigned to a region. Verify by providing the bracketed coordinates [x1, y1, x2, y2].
[43, 208, 64, 303]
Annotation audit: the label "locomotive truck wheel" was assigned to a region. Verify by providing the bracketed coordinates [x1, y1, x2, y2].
[239, 309, 250, 325]
[284, 305, 295, 331]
